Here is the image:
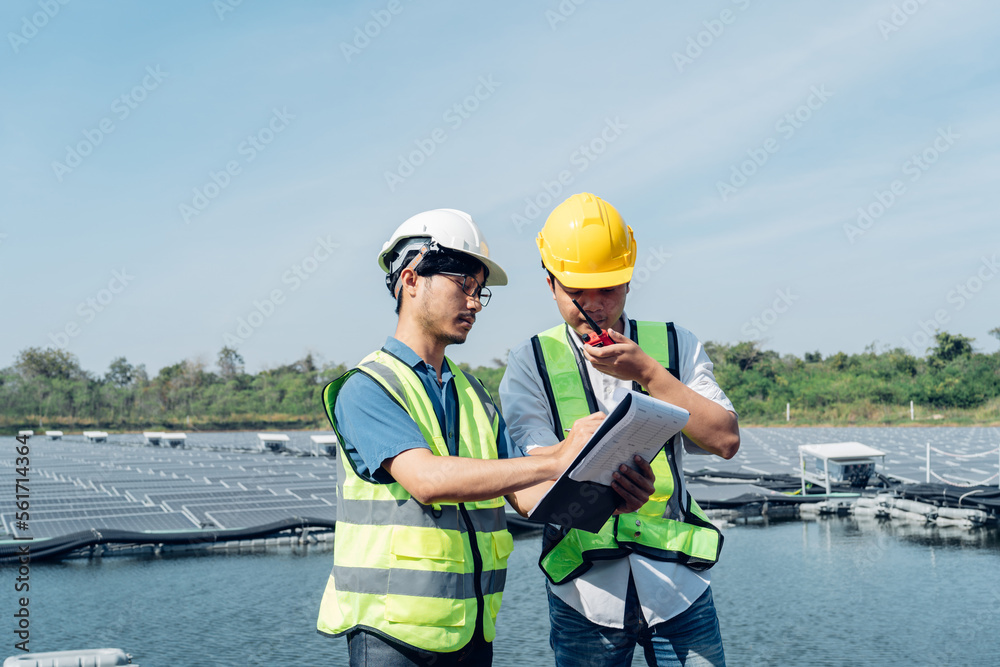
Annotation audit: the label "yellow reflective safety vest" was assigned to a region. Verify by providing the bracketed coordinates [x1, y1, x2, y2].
[530, 321, 723, 585]
[316, 349, 513, 653]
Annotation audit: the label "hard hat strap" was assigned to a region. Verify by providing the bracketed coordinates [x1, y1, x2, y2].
[390, 243, 432, 299]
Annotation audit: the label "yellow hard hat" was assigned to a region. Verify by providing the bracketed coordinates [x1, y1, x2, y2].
[537, 193, 636, 289]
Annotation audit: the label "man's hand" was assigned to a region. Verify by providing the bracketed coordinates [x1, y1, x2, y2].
[611, 455, 656, 514]
[581, 329, 664, 387]
[548, 412, 605, 476]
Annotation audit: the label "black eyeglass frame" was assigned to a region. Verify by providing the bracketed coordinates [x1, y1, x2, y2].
[436, 271, 491, 307]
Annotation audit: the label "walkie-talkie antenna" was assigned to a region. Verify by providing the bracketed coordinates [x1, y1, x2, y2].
[572, 299, 602, 332]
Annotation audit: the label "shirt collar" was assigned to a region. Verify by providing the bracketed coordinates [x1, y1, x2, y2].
[383, 336, 454, 380]
[382, 336, 424, 369]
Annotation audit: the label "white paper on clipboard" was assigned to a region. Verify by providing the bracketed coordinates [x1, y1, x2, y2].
[567, 390, 689, 487]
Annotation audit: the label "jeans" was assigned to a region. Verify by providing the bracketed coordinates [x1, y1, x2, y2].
[547, 579, 726, 666]
[347, 629, 493, 667]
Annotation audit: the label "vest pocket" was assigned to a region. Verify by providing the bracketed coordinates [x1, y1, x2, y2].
[385, 593, 466, 627]
[385, 527, 468, 626]
[492, 530, 514, 565]
[390, 527, 465, 564]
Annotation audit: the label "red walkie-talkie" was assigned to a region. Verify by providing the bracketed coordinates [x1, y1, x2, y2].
[572, 299, 615, 347]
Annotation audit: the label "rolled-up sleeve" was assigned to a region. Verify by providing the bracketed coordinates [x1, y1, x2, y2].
[675, 325, 737, 454]
[334, 373, 429, 483]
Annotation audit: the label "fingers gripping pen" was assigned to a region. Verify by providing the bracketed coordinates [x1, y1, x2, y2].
[571, 299, 615, 347]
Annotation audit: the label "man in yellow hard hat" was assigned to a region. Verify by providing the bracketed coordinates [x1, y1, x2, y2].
[500, 193, 740, 666]
[316, 208, 654, 666]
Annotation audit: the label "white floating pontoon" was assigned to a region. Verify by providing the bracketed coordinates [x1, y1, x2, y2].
[45, 431, 64, 440]
[83, 431, 109, 443]
[2, 647, 135, 666]
[143, 431, 166, 446]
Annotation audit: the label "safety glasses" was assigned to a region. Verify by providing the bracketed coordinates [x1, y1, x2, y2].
[437, 272, 491, 307]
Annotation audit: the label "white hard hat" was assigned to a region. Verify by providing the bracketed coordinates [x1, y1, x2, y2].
[378, 208, 508, 286]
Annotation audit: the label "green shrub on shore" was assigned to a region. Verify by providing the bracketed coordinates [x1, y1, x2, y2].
[2, 331, 998, 433]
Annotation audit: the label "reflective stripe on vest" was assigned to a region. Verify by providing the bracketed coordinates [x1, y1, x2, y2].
[316, 350, 513, 653]
[531, 322, 723, 585]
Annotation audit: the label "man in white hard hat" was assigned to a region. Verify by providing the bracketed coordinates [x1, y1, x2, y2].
[316, 208, 655, 666]
[500, 193, 740, 666]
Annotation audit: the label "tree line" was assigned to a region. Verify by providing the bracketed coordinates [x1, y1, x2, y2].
[2, 329, 999, 433]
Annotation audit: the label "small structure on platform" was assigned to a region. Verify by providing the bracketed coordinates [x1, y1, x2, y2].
[162, 433, 187, 447]
[143, 431, 165, 446]
[799, 442, 886, 496]
[17, 430, 33, 438]
[83, 431, 109, 443]
[45, 431, 64, 440]
[310, 434, 339, 457]
[257, 433, 289, 452]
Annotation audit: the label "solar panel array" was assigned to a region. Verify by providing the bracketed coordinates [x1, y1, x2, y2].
[693, 425, 1000, 486]
[0, 436, 338, 541]
[2, 426, 996, 542]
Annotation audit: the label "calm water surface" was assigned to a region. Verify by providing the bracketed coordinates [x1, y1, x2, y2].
[5, 518, 998, 666]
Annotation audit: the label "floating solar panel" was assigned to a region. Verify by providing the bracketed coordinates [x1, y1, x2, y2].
[0, 497, 137, 514]
[181, 498, 336, 525]
[154, 490, 278, 509]
[7, 512, 201, 540]
[205, 505, 335, 530]
[280, 484, 337, 494]
[2, 505, 166, 528]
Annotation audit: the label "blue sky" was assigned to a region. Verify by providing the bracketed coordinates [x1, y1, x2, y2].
[3, 1, 998, 377]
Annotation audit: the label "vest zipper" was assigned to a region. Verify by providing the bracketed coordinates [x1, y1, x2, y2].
[459, 502, 486, 642]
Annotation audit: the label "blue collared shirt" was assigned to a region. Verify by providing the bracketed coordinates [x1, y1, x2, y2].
[334, 337, 518, 483]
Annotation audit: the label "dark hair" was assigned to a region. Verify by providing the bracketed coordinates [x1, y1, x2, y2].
[542, 262, 558, 291]
[392, 249, 488, 314]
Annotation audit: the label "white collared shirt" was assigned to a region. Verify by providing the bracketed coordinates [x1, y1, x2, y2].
[499, 316, 735, 628]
